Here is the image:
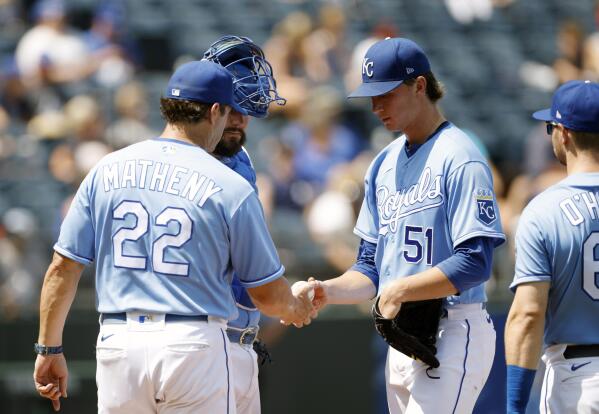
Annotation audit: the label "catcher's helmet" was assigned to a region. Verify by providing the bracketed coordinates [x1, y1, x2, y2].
[203, 35, 286, 118]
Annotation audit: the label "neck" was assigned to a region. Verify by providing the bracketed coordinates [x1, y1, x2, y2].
[159, 123, 213, 151]
[566, 151, 599, 175]
[404, 104, 446, 145]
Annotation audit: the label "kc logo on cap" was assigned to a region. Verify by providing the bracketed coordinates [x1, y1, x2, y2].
[362, 58, 374, 77]
[349, 38, 431, 98]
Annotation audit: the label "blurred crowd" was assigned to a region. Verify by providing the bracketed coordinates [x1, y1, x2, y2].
[2, 0, 599, 320]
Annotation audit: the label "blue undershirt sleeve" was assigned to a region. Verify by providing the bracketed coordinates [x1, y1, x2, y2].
[350, 239, 379, 290]
[436, 236, 494, 293]
[506, 365, 536, 413]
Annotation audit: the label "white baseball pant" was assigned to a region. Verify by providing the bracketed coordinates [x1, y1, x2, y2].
[540, 344, 599, 413]
[95, 312, 236, 414]
[230, 342, 261, 414]
[386, 303, 495, 414]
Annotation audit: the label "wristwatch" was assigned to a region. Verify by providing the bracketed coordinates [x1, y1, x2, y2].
[34, 343, 64, 355]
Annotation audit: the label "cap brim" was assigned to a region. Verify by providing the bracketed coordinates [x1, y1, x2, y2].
[348, 80, 404, 98]
[230, 101, 248, 115]
[532, 108, 552, 122]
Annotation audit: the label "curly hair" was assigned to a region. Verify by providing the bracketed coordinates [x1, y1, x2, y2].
[159, 97, 225, 124]
[403, 72, 445, 103]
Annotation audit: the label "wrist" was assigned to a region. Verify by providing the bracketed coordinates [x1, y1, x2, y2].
[34, 343, 64, 355]
[506, 365, 536, 413]
[387, 279, 406, 305]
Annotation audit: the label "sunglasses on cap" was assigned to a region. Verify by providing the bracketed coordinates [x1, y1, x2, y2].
[545, 121, 558, 135]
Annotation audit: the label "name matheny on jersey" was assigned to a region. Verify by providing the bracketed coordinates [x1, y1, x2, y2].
[101, 159, 222, 207]
[376, 167, 443, 235]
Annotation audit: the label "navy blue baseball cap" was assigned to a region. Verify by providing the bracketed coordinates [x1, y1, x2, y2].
[165, 60, 247, 115]
[533, 80, 599, 133]
[348, 38, 431, 98]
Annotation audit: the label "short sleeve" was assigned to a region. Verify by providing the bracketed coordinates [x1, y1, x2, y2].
[510, 208, 552, 291]
[230, 193, 285, 288]
[446, 161, 505, 248]
[354, 162, 380, 244]
[54, 173, 96, 265]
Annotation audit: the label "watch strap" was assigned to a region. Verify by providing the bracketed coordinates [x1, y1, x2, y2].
[34, 343, 63, 355]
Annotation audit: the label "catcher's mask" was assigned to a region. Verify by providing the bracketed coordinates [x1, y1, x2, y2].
[203, 35, 286, 118]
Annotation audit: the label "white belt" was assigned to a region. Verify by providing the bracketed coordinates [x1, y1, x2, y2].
[442, 303, 485, 320]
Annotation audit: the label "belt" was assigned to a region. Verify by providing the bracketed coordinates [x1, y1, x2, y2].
[226, 326, 259, 345]
[563, 344, 599, 359]
[441, 303, 485, 320]
[100, 313, 209, 324]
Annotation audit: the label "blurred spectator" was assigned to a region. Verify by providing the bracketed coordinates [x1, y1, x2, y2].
[0, 57, 35, 123]
[82, 0, 137, 87]
[553, 21, 586, 84]
[263, 11, 313, 117]
[304, 153, 370, 273]
[302, 4, 350, 85]
[26, 110, 69, 141]
[63, 94, 105, 142]
[269, 86, 365, 208]
[14, 0, 91, 87]
[583, 32, 599, 80]
[445, 0, 493, 25]
[106, 81, 157, 148]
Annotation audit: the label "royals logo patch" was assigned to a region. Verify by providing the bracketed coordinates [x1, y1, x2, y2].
[474, 188, 497, 225]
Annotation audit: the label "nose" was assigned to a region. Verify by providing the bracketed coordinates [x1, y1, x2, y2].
[371, 96, 383, 114]
[229, 110, 249, 128]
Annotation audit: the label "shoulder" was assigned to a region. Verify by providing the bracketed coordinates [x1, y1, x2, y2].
[434, 124, 490, 174]
[236, 147, 255, 168]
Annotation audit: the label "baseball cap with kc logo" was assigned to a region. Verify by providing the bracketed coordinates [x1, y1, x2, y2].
[348, 37, 431, 98]
[533, 80, 599, 133]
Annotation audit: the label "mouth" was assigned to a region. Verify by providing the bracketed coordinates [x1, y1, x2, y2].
[223, 129, 242, 139]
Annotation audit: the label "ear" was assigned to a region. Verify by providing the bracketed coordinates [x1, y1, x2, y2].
[415, 75, 427, 95]
[560, 125, 571, 146]
[208, 103, 221, 125]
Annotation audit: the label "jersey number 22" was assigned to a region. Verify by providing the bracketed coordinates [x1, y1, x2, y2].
[112, 200, 193, 276]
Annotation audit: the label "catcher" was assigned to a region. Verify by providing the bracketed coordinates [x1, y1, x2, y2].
[303, 37, 505, 413]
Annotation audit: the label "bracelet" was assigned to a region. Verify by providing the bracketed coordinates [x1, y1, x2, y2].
[34, 343, 64, 355]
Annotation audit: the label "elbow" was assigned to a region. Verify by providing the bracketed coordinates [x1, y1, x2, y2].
[506, 308, 544, 333]
[447, 271, 489, 294]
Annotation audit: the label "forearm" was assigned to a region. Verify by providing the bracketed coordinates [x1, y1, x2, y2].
[385, 267, 457, 305]
[505, 311, 545, 369]
[38, 253, 84, 346]
[323, 270, 377, 305]
[248, 277, 298, 320]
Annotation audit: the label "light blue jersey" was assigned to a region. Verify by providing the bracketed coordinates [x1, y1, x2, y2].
[220, 147, 261, 329]
[354, 123, 505, 306]
[55, 138, 284, 320]
[511, 173, 599, 345]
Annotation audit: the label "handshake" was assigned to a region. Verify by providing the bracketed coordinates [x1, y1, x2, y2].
[281, 278, 328, 328]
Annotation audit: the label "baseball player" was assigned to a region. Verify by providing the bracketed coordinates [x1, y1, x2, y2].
[505, 80, 599, 413]
[307, 37, 505, 413]
[204, 35, 286, 414]
[33, 59, 315, 413]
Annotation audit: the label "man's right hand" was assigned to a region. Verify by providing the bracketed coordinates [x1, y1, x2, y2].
[34, 353, 68, 411]
[284, 281, 317, 327]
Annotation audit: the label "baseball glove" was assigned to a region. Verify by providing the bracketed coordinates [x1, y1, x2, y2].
[372, 297, 443, 368]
